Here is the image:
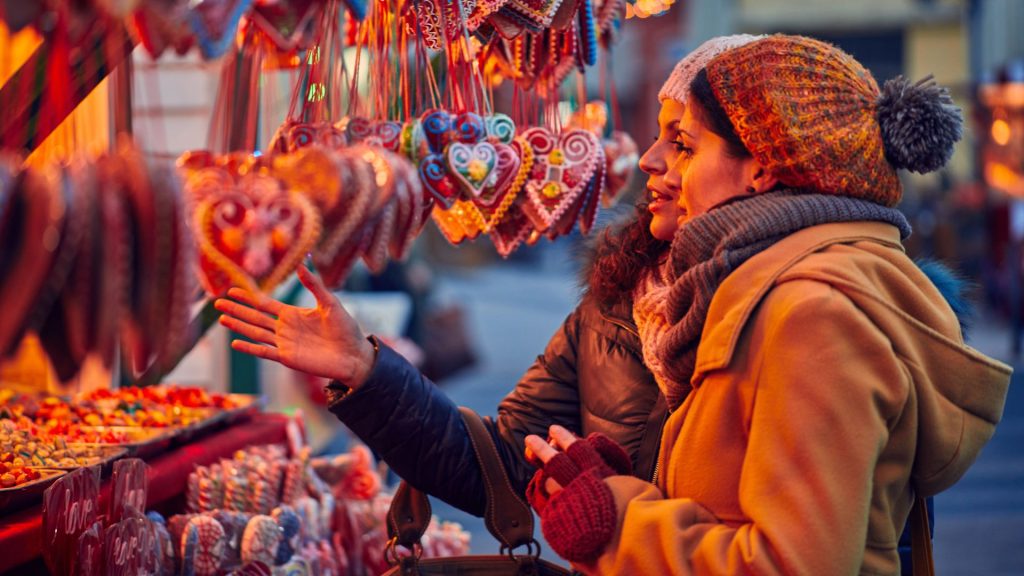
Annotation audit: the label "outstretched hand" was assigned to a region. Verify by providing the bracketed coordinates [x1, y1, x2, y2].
[214, 266, 377, 389]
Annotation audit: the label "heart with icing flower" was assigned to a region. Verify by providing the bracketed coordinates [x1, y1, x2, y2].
[193, 171, 320, 297]
[520, 127, 603, 232]
[446, 142, 498, 198]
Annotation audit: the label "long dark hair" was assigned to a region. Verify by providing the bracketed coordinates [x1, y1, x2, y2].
[585, 203, 669, 310]
[690, 68, 750, 159]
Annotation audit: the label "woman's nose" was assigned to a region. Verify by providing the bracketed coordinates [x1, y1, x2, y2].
[639, 142, 666, 176]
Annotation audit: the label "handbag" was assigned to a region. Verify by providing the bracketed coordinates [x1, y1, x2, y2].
[381, 406, 571, 576]
[910, 495, 934, 576]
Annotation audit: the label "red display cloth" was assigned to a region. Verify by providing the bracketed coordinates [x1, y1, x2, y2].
[0, 413, 289, 573]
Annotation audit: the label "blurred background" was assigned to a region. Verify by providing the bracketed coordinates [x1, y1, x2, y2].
[2, 0, 1023, 573]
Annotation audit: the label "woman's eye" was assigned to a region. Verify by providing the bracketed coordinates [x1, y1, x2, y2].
[671, 140, 693, 155]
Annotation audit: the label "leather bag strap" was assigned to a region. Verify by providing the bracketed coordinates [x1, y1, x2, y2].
[911, 496, 935, 576]
[386, 407, 536, 552]
[458, 406, 535, 550]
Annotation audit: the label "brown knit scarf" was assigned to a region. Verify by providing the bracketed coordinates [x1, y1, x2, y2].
[633, 190, 912, 410]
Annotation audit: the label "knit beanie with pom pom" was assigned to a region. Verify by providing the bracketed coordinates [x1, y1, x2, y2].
[658, 34, 764, 104]
[702, 34, 963, 207]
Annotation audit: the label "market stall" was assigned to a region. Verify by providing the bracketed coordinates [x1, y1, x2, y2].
[0, 0, 656, 572]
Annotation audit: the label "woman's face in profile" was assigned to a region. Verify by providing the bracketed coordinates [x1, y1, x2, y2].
[639, 100, 687, 241]
[667, 104, 764, 225]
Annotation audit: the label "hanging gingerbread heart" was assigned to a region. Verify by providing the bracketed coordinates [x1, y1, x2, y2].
[549, 155, 604, 238]
[368, 121, 403, 152]
[388, 156, 426, 261]
[193, 173, 321, 297]
[249, 0, 322, 51]
[467, 0, 511, 31]
[131, 0, 194, 59]
[489, 198, 534, 257]
[475, 137, 531, 228]
[446, 142, 498, 198]
[451, 112, 487, 144]
[273, 147, 345, 215]
[414, 0, 446, 50]
[484, 113, 517, 145]
[345, 117, 374, 143]
[271, 120, 348, 153]
[521, 127, 602, 232]
[419, 154, 459, 209]
[311, 153, 372, 264]
[602, 130, 638, 206]
[420, 109, 453, 154]
[431, 200, 486, 244]
[187, 0, 254, 60]
[0, 164, 65, 357]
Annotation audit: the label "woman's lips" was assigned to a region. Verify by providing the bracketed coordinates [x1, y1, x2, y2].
[648, 189, 675, 212]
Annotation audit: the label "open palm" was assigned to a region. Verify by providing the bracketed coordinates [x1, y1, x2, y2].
[214, 266, 376, 388]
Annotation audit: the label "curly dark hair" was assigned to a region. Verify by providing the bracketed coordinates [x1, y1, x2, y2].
[585, 202, 670, 310]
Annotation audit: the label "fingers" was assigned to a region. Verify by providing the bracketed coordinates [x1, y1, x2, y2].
[227, 287, 285, 316]
[230, 339, 281, 363]
[219, 315, 277, 346]
[214, 298, 277, 331]
[548, 425, 578, 452]
[525, 435, 560, 465]
[297, 266, 335, 308]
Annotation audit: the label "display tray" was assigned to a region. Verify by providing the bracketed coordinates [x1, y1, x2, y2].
[0, 469, 65, 514]
[68, 426, 177, 459]
[219, 394, 265, 425]
[30, 445, 128, 474]
[173, 395, 264, 443]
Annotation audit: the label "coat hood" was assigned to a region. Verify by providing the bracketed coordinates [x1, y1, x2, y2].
[701, 221, 1012, 497]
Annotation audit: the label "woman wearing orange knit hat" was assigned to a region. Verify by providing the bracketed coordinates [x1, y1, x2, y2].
[525, 34, 1012, 575]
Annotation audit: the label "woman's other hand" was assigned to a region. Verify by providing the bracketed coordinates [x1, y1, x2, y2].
[214, 266, 377, 388]
[525, 425, 579, 497]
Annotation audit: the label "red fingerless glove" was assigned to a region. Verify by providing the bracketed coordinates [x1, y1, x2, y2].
[525, 433, 631, 563]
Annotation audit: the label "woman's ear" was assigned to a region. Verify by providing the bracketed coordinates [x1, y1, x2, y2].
[748, 165, 778, 194]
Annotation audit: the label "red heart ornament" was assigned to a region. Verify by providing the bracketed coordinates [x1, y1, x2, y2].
[249, 0, 322, 51]
[520, 127, 602, 232]
[489, 198, 534, 257]
[194, 173, 321, 297]
[602, 130, 638, 206]
[419, 154, 459, 209]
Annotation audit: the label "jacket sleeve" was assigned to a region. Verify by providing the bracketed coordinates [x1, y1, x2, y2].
[328, 305, 585, 516]
[584, 283, 904, 575]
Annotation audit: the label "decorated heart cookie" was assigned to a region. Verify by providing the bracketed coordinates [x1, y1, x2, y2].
[271, 120, 348, 153]
[192, 170, 321, 297]
[474, 137, 532, 229]
[419, 154, 459, 209]
[520, 127, 603, 232]
[489, 198, 534, 257]
[446, 142, 498, 198]
[602, 130, 638, 206]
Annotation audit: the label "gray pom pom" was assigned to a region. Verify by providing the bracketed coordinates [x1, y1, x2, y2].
[877, 75, 963, 174]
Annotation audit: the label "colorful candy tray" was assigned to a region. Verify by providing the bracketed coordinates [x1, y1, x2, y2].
[0, 469, 65, 514]
[67, 426, 178, 459]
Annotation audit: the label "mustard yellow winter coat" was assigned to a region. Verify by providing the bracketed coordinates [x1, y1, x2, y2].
[584, 222, 1012, 575]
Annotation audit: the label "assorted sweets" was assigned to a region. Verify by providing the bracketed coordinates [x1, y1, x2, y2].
[0, 420, 108, 470]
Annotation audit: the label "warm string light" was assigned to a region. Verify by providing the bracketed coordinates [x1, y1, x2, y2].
[625, 0, 676, 19]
